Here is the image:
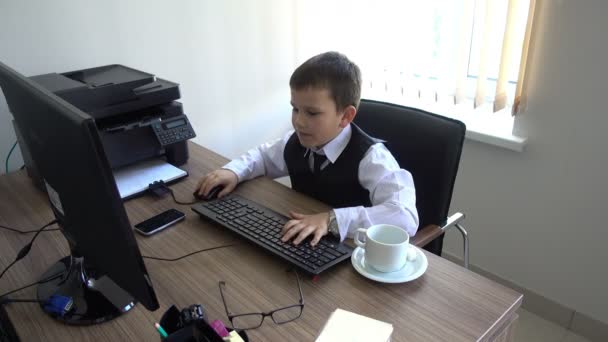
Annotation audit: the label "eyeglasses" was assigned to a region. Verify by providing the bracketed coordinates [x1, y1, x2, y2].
[218, 270, 304, 330]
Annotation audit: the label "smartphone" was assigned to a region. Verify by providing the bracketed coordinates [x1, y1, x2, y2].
[134, 209, 185, 236]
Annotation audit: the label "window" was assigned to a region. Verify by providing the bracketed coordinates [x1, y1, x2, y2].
[295, 0, 537, 149]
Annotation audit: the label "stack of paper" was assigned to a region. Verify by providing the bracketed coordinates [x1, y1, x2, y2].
[316, 308, 393, 342]
[113, 159, 187, 199]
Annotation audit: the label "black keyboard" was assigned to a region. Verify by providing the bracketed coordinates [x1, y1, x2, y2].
[192, 195, 353, 275]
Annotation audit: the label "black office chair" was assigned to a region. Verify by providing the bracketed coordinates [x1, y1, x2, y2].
[354, 99, 470, 268]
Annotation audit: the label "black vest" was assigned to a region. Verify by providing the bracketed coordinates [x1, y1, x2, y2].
[284, 124, 382, 208]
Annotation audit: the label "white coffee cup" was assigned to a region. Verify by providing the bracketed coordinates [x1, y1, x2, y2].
[354, 224, 413, 273]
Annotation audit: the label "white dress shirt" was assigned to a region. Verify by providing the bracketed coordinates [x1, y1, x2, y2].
[223, 124, 419, 240]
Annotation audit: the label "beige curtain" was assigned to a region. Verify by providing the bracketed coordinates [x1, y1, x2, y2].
[456, 0, 537, 114]
[510, 0, 538, 115]
[454, 0, 536, 115]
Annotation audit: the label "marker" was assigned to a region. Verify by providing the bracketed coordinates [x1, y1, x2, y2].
[154, 322, 169, 339]
[210, 319, 230, 337]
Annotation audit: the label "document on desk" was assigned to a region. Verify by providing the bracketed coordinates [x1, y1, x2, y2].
[316, 308, 393, 342]
[113, 159, 187, 199]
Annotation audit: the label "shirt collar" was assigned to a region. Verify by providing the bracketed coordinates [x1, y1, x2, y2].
[307, 124, 351, 163]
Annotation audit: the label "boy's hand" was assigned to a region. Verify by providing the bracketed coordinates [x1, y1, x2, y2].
[195, 169, 238, 198]
[281, 211, 330, 247]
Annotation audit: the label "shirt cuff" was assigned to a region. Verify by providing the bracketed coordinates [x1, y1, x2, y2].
[222, 160, 249, 183]
[332, 208, 352, 242]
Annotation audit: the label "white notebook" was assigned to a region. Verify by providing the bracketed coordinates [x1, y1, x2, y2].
[316, 308, 393, 342]
[113, 159, 187, 199]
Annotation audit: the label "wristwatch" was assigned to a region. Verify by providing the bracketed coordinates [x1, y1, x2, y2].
[327, 210, 340, 239]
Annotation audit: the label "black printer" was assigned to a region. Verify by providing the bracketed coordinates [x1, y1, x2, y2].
[13, 64, 196, 189]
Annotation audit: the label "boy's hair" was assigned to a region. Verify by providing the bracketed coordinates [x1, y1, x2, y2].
[289, 51, 362, 110]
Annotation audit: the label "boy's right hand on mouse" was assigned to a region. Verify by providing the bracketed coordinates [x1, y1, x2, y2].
[195, 169, 238, 199]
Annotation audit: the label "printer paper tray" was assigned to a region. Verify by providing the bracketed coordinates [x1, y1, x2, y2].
[113, 159, 187, 200]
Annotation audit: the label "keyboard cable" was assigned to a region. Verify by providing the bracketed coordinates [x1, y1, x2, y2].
[141, 243, 238, 261]
[147, 180, 198, 205]
[168, 187, 198, 205]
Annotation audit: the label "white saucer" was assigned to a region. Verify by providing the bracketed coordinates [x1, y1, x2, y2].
[351, 246, 428, 283]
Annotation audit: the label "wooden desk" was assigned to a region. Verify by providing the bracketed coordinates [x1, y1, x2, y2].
[0, 142, 521, 341]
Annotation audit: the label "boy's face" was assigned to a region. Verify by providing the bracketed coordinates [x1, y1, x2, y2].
[290, 87, 355, 149]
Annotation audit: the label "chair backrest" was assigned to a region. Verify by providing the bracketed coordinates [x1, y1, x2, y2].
[354, 99, 466, 228]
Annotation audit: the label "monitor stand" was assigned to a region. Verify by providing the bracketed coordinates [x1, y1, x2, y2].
[36, 254, 136, 325]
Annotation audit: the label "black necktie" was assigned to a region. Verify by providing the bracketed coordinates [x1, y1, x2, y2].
[313, 153, 327, 174]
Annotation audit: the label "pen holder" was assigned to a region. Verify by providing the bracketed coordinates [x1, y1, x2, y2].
[158, 305, 249, 342]
[159, 305, 197, 342]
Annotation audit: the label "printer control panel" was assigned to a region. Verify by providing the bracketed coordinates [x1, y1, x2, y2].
[152, 115, 196, 146]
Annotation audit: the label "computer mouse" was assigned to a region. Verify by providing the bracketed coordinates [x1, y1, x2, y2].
[193, 185, 223, 201]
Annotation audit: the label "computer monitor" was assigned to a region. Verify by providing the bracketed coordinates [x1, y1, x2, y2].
[0, 61, 159, 325]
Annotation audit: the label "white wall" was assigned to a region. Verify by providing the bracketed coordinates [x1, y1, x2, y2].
[444, 0, 608, 325]
[0, 0, 295, 174]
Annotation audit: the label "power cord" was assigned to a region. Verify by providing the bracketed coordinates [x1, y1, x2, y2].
[5, 140, 18, 174]
[0, 239, 237, 317]
[0, 295, 74, 316]
[0, 272, 65, 316]
[0, 298, 43, 305]
[142, 243, 238, 261]
[0, 223, 60, 234]
[0, 272, 63, 299]
[0, 220, 58, 280]
[0, 243, 238, 301]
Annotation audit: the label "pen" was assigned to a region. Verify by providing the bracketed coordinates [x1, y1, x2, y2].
[154, 322, 169, 339]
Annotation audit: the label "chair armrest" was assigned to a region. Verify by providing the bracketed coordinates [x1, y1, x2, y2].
[440, 212, 465, 231]
[410, 212, 466, 248]
[411, 212, 470, 268]
[411, 224, 443, 248]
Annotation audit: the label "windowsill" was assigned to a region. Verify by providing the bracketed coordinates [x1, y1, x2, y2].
[362, 94, 528, 152]
[464, 125, 527, 152]
[446, 104, 527, 152]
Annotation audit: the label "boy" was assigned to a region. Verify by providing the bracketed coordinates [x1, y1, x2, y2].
[196, 51, 418, 247]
